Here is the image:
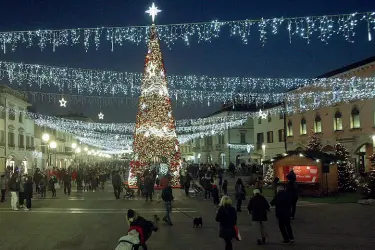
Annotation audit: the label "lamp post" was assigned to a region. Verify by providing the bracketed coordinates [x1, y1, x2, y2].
[49, 141, 57, 167]
[42, 133, 50, 168]
[75, 147, 81, 164]
[261, 143, 266, 163]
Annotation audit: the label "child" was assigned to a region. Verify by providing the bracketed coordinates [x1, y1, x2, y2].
[212, 184, 219, 207]
[222, 180, 228, 196]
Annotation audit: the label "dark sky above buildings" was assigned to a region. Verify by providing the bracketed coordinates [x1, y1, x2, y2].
[0, 0, 374, 122]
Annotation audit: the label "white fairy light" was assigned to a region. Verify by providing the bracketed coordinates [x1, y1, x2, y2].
[258, 109, 268, 119]
[145, 3, 161, 23]
[0, 12, 372, 52]
[59, 97, 67, 107]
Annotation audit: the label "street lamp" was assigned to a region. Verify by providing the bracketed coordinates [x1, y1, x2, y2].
[72, 143, 77, 149]
[84, 147, 88, 152]
[42, 133, 50, 142]
[76, 147, 81, 154]
[41, 133, 50, 168]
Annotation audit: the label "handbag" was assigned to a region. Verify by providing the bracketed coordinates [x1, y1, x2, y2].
[234, 225, 242, 241]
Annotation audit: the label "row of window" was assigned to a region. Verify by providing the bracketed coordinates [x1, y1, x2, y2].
[286, 107, 360, 136]
[0, 131, 34, 148]
[0, 110, 24, 123]
[195, 133, 245, 147]
[256, 129, 285, 147]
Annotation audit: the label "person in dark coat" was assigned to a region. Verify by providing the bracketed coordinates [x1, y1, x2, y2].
[112, 171, 122, 199]
[286, 169, 296, 183]
[212, 184, 220, 207]
[286, 182, 298, 219]
[234, 178, 246, 212]
[215, 196, 237, 250]
[203, 173, 212, 200]
[24, 176, 33, 210]
[126, 209, 158, 250]
[144, 175, 154, 201]
[161, 182, 174, 225]
[248, 189, 270, 245]
[63, 173, 72, 195]
[270, 185, 294, 244]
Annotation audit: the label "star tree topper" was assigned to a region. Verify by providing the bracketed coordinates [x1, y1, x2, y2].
[145, 3, 161, 23]
[59, 97, 67, 107]
[258, 109, 268, 119]
[98, 112, 104, 120]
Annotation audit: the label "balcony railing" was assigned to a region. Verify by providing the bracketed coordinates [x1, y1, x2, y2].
[26, 146, 35, 151]
[8, 143, 15, 148]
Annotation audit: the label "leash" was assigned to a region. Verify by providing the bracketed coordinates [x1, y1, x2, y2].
[174, 206, 194, 219]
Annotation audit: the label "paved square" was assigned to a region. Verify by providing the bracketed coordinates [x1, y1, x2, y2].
[0, 183, 374, 250]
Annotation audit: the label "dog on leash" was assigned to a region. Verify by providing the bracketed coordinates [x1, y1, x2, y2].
[153, 214, 160, 223]
[193, 217, 203, 228]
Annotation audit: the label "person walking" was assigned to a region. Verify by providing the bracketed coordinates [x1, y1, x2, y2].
[286, 181, 298, 219]
[247, 189, 270, 245]
[24, 175, 33, 210]
[18, 175, 26, 209]
[254, 177, 264, 194]
[215, 196, 237, 250]
[161, 181, 173, 225]
[234, 178, 246, 212]
[8, 173, 20, 210]
[203, 173, 212, 200]
[49, 176, 57, 197]
[144, 174, 154, 201]
[112, 171, 122, 199]
[212, 184, 220, 207]
[0, 174, 7, 202]
[270, 185, 294, 244]
[63, 173, 72, 195]
[222, 180, 228, 196]
[184, 173, 192, 196]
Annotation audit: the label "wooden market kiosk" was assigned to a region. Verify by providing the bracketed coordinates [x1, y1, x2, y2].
[268, 151, 339, 196]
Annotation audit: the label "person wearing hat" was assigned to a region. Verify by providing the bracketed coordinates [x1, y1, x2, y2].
[126, 209, 158, 250]
[247, 189, 270, 245]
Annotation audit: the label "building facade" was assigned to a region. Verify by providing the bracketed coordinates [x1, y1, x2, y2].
[253, 104, 286, 161]
[183, 103, 256, 168]
[0, 85, 35, 175]
[286, 56, 375, 172]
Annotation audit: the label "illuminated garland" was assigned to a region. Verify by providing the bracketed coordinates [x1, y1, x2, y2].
[0, 12, 374, 52]
[2, 61, 375, 98]
[227, 143, 254, 153]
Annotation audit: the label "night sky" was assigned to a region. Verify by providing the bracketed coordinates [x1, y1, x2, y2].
[0, 0, 375, 122]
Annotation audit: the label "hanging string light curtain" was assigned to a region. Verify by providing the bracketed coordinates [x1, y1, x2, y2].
[2, 61, 375, 105]
[0, 12, 373, 53]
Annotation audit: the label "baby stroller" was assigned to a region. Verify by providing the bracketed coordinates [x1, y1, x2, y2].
[115, 230, 140, 250]
[122, 184, 135, 199]
[190, 181, 204, 197]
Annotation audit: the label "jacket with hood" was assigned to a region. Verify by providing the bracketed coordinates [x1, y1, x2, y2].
[115, 230, 140, 250]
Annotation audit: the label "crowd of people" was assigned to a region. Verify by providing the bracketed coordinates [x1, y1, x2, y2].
[0, 161, 128, 211]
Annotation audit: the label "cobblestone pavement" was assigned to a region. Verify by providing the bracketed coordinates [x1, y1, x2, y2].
[0, 181, 374, 250]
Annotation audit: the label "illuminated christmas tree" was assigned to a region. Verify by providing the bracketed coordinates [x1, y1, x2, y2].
[129, 4, 181, 186]
[306, 129, 322, 152]
[334, 143, 357, 192]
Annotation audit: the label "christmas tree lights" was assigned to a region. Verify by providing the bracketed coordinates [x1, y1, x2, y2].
[131, 24, 181, 186]
[335, 143, 357, 192]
